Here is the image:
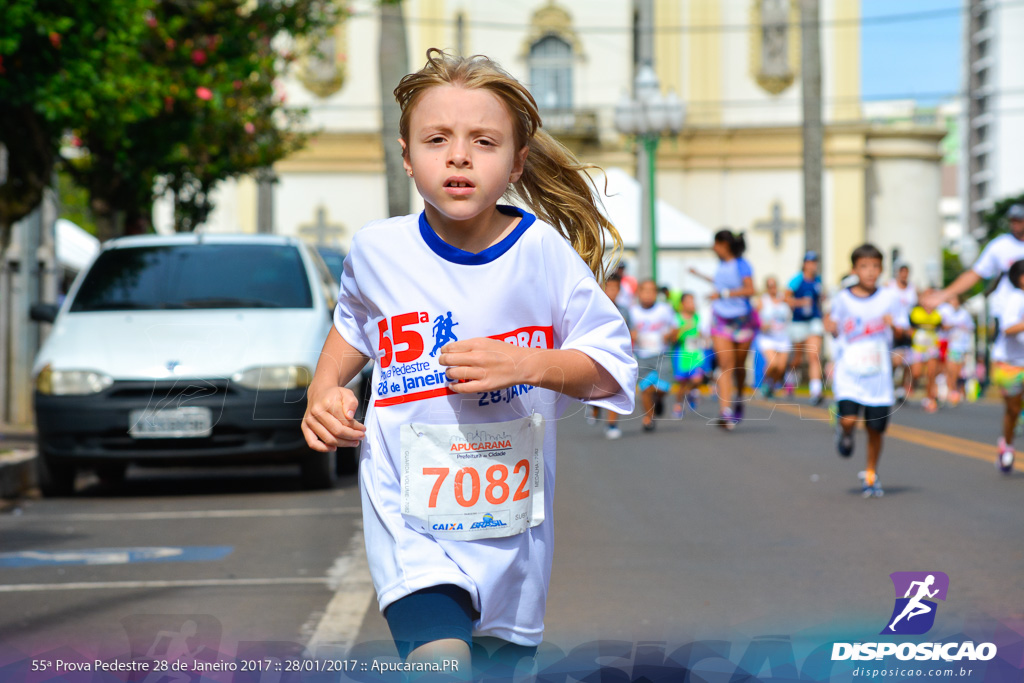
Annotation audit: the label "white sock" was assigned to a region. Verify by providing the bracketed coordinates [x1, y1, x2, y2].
[810, 379, 822, 396]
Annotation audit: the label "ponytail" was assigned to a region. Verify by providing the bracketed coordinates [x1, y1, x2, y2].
[508, 130, 622, 282]
[714, 229, 746, 258]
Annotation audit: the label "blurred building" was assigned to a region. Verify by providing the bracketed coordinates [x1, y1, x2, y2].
[964, 0, 1024, 236]
[186, 0, 946, 291]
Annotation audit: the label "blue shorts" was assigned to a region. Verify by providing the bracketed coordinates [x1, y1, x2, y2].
[636, 354, 672, 392]
[384, 584, 537, 671]
[673, 366, 704, 383]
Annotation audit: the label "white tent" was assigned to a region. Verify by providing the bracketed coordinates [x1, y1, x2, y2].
[592, 167, 712, 250]
[55, 218, 101, 272]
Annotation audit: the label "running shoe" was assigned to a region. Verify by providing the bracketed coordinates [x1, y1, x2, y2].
[922, 397, 938, 414]
[810, 392, 824, 407]
[733, 396, 745, 423]
[716, 408, 736, 431]
[687, 390, 700, 412]
[835, 422, 854, 458]
[860, 471, 883, 498]
[586, 413, 597, 426]
[894, 386, 907, 404]
[642, 419, 656, 432]
[605, 426, 622, 440]
[760, 383, 775, 399]
[654, 395, 665, 417]
[672, 403, 684, 419]
[783, 370, 797, 397]
[997, 437, 1014, 474]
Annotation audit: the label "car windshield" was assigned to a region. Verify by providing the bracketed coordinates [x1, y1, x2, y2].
[69, 243, 313, 312]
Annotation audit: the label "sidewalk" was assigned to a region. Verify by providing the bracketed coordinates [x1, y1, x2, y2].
[0, 425, 36, 498]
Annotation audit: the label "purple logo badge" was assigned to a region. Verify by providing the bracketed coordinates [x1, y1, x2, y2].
[881, 571, 949, 635]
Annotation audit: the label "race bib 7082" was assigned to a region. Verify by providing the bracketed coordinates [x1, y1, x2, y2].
[400, 414, 545, 540]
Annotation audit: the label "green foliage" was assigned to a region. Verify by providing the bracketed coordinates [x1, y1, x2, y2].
[981, 192, 1024, 242]
[0, 0, 158, 244]
[942, 247, 984, 297]
[56, 172, 98, 236]
[1, 0, 342, 241]
[66, 0, 342, 235]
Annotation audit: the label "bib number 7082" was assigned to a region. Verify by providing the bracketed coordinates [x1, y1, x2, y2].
[423, 461, 530, 508]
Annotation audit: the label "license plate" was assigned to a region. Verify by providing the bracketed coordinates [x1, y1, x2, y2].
[129, 407, 213, 438]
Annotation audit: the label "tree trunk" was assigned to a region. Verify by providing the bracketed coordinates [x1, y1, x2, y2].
[379, 1, 410, 218]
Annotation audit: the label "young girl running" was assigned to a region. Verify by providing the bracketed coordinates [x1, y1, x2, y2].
[988, 259, 1024, 474]
[670, 292, 704, 417]
[756, 276, 793, 398]
[301, 49, 637, 676]
[939, 296, 975, 406]
[690, 230, 756, 429]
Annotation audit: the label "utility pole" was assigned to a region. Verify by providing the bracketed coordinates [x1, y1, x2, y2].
[636, 0, 656, 283]
[379, 0, 410, 219]
[800, 0, 823, 256]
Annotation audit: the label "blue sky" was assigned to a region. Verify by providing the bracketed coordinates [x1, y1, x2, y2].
[860, 0, 962, 104]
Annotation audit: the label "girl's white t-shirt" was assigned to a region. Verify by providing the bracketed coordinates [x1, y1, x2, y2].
[992, 288, 1024, 366]
[830, 286, 909, 406]
[758, 293, 792, 345]
[938, 303, 974, 351]
[333, 207, 637, 646]
[628, 301, 677, 358]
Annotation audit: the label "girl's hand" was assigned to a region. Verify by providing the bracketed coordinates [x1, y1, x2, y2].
[439, 337, 532, 393]
[302, 385, 366, 452]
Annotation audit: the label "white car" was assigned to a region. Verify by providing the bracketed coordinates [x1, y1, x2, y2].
[30, 233, 361, 496]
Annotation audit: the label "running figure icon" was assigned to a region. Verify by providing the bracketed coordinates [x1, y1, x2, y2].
[430, 312, 459, 357]
[889, 574, 939, 631]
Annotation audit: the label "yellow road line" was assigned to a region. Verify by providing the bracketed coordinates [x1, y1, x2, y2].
[754, 400, 996, 464]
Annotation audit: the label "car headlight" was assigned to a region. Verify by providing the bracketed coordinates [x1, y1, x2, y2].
[35, 365, 114, 395]
[232, 365, 312, 390]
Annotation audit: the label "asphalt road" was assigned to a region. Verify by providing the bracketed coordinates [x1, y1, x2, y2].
[1, 392, 1022, 680]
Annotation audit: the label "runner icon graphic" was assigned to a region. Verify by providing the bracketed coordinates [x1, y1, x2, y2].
[430, 312, 459, 357]
[889, 574, 939, 631]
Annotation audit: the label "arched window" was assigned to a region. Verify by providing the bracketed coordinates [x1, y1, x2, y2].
[529, 35, 573, 111]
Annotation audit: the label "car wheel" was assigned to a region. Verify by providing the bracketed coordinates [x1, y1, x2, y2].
[96, 464, 128, 486]
[335, 446, 359, 476]
[36, 449, 76, 497]
[300, 448, 338, 490]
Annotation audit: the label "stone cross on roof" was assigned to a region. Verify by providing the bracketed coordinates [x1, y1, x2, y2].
[754, 201, 800, 249]
[298, 205, 345, 246]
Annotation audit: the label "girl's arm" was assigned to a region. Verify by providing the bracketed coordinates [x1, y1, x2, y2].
[688, 267, 714, 284]
[731, 275, 757, 299]
[924, 270, 982, 308]
[439, 338, 621, 399]
[1003, 320, 1024, 335]
[302, 327, 371, 452]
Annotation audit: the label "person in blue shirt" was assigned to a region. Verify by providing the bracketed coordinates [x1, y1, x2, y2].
[784, 251, 826, 405]
[690, 229, 756, 429]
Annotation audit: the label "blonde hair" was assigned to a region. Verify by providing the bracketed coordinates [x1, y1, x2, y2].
[394, 48, 622, 281]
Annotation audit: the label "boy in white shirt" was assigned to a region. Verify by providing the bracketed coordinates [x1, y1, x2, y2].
[825, 244, 910, 498]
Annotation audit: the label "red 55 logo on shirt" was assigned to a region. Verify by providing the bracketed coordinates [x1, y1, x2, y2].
[377, 311, 429, 368]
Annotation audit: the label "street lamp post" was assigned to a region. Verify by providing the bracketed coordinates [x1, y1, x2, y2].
[614, 65, 685, 284]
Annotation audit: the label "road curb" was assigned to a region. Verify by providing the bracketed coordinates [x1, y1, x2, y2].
[0, 449, 37, 499]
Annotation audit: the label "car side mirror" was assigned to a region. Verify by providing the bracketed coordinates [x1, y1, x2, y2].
[30, 303, 59, 323]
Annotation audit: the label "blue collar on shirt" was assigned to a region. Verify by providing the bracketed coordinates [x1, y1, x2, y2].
[419, 205, 536, 265]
